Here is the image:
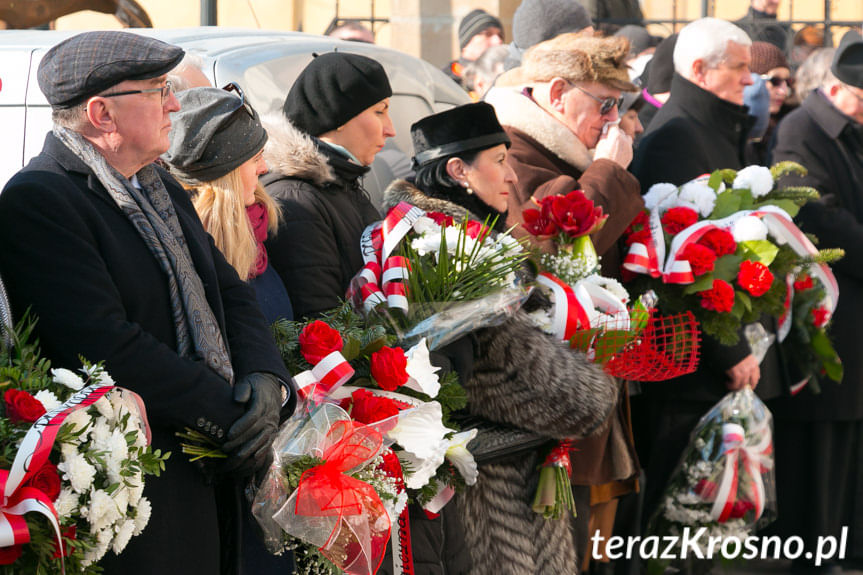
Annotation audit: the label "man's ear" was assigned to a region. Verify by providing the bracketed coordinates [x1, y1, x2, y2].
[445, 156, 468, 183]
[691, 59, 707, 85]
[548, 77, 569, 114]
[85, 98, 116, 134]
[827, 82, 842, 99]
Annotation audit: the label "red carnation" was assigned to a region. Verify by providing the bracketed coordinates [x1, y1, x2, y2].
[426, 212, 454, 227]
[4, 388, 46, 424]
[625, 228, 653, 247]
[679, 243, 717, 276]
[0, 545, 21, 565]
[794, 275, 814, 292]
[522, 208, 558, 237]
[465, 220, 491, 241]
[541, 190, 607, 238]
[344, 389, 401, 429]
[298, 320, 344, 365]
[699, 279, 736, 313]
[625, 210, 650, 234]
[52, 524, 77, 559]
[378, 448, 405, 483]
[661, 207, 699, 235]
[698, 228, 737, 257]
[370, 346, 409, 391]
[729, 499, 755, 519]
[25, 460, 61, 502]
[737, 260, 775, 297]
[812, 307, 831, 328]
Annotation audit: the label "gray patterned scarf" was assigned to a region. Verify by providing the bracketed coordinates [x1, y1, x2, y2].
[54, 126, 234, 384]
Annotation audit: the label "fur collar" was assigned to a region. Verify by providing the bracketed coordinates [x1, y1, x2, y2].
[484, 86, 593, 171]
[260, 113, 335, 186]
[383, 179, 475, 220]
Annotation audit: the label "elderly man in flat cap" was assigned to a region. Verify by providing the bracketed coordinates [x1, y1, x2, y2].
[0, 31, 295, 573]
[770, 31, 863, 572]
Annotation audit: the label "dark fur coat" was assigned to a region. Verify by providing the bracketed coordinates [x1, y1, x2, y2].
[384, 180, 619, 574]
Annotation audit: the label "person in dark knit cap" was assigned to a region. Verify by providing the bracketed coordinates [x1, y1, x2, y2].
[746, 41, 793, 163]
[502, 0, 593, 70]
[771, 30, 863, 572]
[382, 101, 616, 575]
[0, 30, 294, 574]
[263, 51, 395, 319]
[444, 8, 504, 87]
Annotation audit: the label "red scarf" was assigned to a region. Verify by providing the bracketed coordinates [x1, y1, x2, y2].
[246, 202, 269, 279]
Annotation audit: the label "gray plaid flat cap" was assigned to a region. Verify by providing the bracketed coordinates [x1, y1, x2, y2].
[38, 31, 184, 109]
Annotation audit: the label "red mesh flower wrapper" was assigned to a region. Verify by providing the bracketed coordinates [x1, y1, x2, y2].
[599, 309, 701, 381]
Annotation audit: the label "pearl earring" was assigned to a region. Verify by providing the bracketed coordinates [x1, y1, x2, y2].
[462, 181, 474, 195]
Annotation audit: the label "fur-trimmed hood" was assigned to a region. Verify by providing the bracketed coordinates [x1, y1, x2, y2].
[383, 179, 474, 220]
[260, 113, 335, 186]
[484, 85, 593, 172]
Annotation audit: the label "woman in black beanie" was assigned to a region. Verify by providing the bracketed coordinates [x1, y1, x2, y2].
[383, 102, 617, 574]
[261, 51, 395, 319]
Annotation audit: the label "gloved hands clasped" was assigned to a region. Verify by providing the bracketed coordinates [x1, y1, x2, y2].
[222, 372, 283, 478]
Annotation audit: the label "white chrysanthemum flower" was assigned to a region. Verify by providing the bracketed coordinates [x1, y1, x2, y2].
[93, 396, 114, 421]
[87, 488, 123, 532]
[60, 442, 79, 460]
[731, 215, 769, 242]
[132, 497, 152, 536]
[733, 165, 774, 197]
[678, 181, 717, 217]
[403, 339, 441, 398]
[96, 370, 115, 386]
[113, 486, 130, 516]
[108, 428, 129, 463]
[90, 418, 112, 451]
[127, 474, 144, 506]
[62, 409, 92, 442]
[411, 216, 440, 236]
[112, 519, 136, 555]
[584, 274, 630, 304]
[52, 368, 85, 390]
[386, 402, 451, 460]
[54, 488, 80, 519]
[643, 182, 678, 212]
[81, 528, 112, 567]
[445, 429, 479, 485]
[34, 389, 61, 412]
[58, 452, 97, 493]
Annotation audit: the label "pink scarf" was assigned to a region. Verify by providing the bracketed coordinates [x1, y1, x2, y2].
[246, 202, 269, 279]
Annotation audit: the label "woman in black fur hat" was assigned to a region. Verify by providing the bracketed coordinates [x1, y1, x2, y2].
[383, 102, 619, 574]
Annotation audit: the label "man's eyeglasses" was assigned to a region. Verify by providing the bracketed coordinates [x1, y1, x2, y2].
[573, 85, 624, 116]
[222, 82, 255, 119]
[761, 74, 794, 89]
[102, 80, 174, 103]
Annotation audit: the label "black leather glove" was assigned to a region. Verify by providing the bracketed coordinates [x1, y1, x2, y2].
[431, 335, 476, 383]
[222, 372, 282, 478]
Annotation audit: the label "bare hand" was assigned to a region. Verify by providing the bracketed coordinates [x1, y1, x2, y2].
[594, 125, 633, 169]
[725, 354, 760, 391]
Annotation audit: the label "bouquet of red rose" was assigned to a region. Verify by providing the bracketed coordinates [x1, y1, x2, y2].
[0, 317, 169, 574]
[622, 163, 843, 347]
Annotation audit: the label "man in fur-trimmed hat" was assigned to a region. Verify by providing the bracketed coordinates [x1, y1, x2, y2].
[485, 31, 644, 570]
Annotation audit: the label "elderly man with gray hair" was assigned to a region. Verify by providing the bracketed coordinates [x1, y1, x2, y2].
[631, 17, 788, 531]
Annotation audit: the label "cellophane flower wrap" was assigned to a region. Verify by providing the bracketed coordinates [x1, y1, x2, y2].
[622, 162, 843, 349]
[646, 388, 776, 573]
[346, 201, 530, 352]
[0, 317, 169, 574]
[522, 189, 701, 382]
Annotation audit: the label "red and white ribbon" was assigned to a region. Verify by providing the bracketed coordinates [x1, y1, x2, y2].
[709, 420, 772, 523]
[623, 208, 665, 278]
[294, 351, 356, 403]
[536, 272, 590, 341]
[1, 383, 114, 571]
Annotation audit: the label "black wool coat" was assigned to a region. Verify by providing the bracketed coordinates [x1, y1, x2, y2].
[771, 90, 863, 421]
[261, 116, 381, 320]
[631, 73, 785, 403]
[0, 133, 291, 575]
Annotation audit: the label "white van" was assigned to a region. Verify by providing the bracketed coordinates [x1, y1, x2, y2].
[0, 28, 469, 206]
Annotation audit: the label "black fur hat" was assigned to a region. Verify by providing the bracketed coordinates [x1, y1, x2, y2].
[411, 102, 510, 168]
[833, 30, 863, 89]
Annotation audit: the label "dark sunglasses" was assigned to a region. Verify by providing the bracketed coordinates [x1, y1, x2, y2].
[574, 85, 624, 115]
[761, 74, 794, 89]
[222, 82, 255, 118]
[102, 80, 174, 103]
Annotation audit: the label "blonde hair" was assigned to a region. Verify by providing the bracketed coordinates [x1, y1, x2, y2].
[190, 168, 280, 281]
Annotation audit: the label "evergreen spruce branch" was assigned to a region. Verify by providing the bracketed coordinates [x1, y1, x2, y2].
[799, 248, 845, 266]
[762, 186, 820, 205]
[770, 161, 807, 180]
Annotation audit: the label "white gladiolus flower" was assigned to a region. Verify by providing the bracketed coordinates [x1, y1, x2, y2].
[643, 183, 678, 212]
[58, 452, 97, 493]
[54, 488, 80, 519]
[678, 181, 717, 217]
[733, 165, 774, 197]
[133, 497, 152, 535]
[445, 429, 479, 485]
[51, 368, 85, 390]
[386, 402, 451, 460]
[34, 390, 61, 412]
[87, 488, 123, 532]
[731, 216, 769, 242]
[398, 447, 447, 490]
[112, 519, 136, 555]
[403, 339, 441, 398]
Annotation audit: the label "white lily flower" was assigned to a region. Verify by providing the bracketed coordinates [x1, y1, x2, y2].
[386, 402, 451, 460]
[398, 447, 447, 490]
[403, 339, 441, 398]
[445, 429, 479, 485]
[51, 368, 84, 390]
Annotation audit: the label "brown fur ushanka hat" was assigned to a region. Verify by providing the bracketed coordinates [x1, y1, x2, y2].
[500, 33, 637, 92]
